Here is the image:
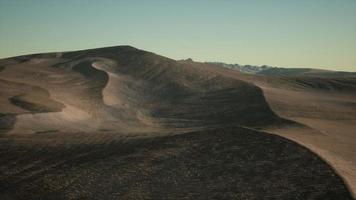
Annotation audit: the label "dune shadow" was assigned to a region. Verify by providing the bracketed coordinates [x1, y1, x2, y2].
[0, 113, 16, 134]
[0, 127, 352, 199]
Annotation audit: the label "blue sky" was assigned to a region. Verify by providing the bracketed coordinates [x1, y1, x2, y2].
[0, 0, 355, 71]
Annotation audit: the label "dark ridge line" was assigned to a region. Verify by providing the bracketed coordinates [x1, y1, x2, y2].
[9, 95, 61, 113]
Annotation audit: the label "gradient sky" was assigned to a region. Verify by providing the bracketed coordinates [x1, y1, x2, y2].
[1, 0, 355, 71]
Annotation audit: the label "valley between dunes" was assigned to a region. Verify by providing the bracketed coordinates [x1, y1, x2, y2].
[0, 46, 355, 199]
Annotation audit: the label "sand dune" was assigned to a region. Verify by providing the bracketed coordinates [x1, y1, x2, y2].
[0, 46, 354, 199]
[197, 62, 356, 197]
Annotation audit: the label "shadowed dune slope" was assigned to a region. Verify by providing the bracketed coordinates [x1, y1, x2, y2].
[0, 127, 352, 200]
[0, 46, 354, 199]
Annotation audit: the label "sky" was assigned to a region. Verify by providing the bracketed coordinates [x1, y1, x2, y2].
[0, 0, 355, 71]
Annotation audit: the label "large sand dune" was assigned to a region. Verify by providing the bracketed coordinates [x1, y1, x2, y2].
[0, 46, 354, 199]
[190, 61, 356, 197]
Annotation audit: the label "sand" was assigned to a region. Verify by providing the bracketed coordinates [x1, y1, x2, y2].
[0, 46, 354, 199]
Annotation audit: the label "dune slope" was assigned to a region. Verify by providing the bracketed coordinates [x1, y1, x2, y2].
[0, 46, 353, 199]
[198, 62, 356, 197]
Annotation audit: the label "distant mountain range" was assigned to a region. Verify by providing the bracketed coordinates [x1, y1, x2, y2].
[205, 61, 356, 77]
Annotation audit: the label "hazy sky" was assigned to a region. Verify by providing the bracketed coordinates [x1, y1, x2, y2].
[1, 0, 355, 71]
